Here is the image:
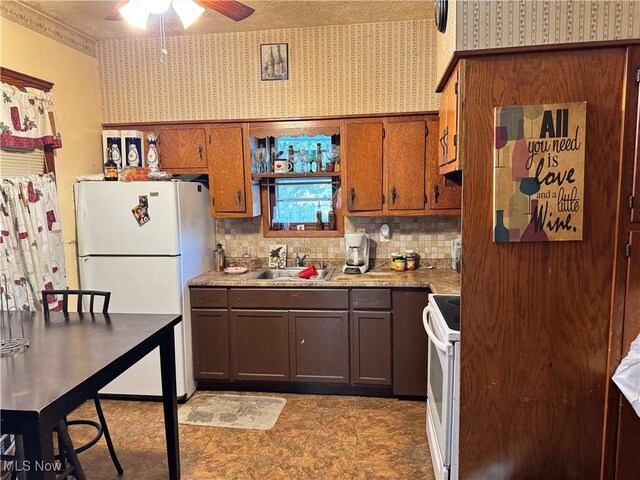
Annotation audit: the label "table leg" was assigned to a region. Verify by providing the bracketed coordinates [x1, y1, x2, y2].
[21, 421, 54, 480]
[159, 327, 180, 480]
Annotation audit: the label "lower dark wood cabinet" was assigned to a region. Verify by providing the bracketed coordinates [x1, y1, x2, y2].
[351, 311, 392, 385]
[289, 311, 349, 383]
[192, 309, 230, 379]
[230, 310, 290, 381]
[392, 289, 429, 396]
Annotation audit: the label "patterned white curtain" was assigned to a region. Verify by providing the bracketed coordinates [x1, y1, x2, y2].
[0, 82, 62, 149]
[0, 173, 66, 311]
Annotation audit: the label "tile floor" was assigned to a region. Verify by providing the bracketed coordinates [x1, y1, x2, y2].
[70, 391, 434, 479]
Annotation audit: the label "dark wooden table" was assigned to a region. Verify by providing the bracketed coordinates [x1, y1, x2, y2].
[0, 312, 182, 480]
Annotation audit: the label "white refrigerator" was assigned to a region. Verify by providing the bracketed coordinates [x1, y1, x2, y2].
[74, 181, 214, 399]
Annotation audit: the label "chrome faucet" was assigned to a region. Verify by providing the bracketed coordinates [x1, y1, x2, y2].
[295, 253, 308, 267]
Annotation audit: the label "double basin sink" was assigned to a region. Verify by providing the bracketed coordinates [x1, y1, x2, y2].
[251, 267, 336, 282]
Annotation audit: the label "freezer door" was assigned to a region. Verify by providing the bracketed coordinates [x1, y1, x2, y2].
[75, 181, 181, 256]
[78, 256, 188, 397]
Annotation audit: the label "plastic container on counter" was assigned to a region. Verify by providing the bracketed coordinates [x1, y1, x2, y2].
[405, 250, 417, 270]
[390, 252, 398, 269]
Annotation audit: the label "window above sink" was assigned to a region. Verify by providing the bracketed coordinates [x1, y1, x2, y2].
[249, 120, 344, 238]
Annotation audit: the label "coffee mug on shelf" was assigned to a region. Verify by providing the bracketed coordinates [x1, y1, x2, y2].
[274, 159, 292, 174]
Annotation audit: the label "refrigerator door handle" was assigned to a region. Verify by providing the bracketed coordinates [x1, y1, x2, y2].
[76, 186, 87, 255]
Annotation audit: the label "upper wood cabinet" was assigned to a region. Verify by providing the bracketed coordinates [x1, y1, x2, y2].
[343, 115, 459, 216]
[206, 123, 260, 218]
[438, 63, 463, 174]
[386, 118, 427, 212]
[426, 116, 461, 213]
[155, 126, 207, 173]
[343, 119, 385, 213]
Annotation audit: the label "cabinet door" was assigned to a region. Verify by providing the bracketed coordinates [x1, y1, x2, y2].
[207, 124, 248, 215]
[386, 118, 427, 212]
[289, 311, 349, 383]
[192, 309, 229, 380]
[156, 127, 207, 173]
[230, 310, 289, 381]
[426, 115, 461, 213]
[351, 311, 391, 385]
[343, 120, 384, 213]
[631, 54, 640, 224]
[616, 230, 640, 474]
[392, 289, 429, 396]
[439, 64, 460, 174]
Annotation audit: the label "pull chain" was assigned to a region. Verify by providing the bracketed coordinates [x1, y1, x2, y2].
[159, 13, 168, 64]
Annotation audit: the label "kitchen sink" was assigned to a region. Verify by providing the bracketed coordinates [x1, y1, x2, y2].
[251, 267, 335, 281]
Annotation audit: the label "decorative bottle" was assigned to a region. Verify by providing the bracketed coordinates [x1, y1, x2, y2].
[266, 47, 275, 78]
[110, 143, 122, 176]
[316, 203, 324, 230]
[270, 143, 276, 173]
[104, 148, 118, 181]
[127, 141, 140, 167]
[274, 45, 283, 78]
[147, 132, 160, 172]
[494, 210, 510, 243]
[288, 145, 295, 172]
[316, 143, 323, 172]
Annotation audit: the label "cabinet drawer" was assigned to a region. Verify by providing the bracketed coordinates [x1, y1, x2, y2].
[229, 289, 349, 309]
[351, 289, 391, 310]
[190, 288, 228, 308]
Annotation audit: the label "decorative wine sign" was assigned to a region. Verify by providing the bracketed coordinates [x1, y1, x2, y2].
[493, 102, 586, 243]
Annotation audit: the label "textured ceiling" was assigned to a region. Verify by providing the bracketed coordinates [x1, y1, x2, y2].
[20, 0, 434, 40]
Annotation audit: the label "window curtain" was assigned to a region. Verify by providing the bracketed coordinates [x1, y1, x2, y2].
[0, 173, 66, 311]
[0, 82, 62, 149]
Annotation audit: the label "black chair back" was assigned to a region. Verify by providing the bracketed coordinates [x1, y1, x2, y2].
[42, 290, 111, 316]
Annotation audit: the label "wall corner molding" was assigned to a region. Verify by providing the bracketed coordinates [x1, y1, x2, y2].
[0, 1, 97, 58]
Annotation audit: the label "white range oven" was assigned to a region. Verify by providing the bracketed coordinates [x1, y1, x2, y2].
[423, 293, 461, 480]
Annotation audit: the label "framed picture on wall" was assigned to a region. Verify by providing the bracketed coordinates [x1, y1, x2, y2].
[260, 43, 288, 81]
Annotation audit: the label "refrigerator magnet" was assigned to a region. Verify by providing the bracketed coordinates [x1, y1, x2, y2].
[132, 204, 150, 227]
[139, 195, 148, 209]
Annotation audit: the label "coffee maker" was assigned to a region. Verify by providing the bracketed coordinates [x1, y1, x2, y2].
[343, 233, 370, 274]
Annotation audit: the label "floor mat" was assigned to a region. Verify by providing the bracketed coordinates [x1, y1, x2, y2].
[178, 394, 286, 430]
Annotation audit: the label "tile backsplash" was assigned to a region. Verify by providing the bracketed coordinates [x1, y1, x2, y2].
[216, 215, 461, 268]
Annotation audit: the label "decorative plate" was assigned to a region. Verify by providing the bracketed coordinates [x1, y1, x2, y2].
[224, 266, 248, 274]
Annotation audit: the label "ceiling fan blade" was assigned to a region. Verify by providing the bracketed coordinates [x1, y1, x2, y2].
[105, 0, 130, 21]
[197, 0, 255, 21]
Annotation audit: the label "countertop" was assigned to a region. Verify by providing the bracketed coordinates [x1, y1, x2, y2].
[188, 267, 460, 294]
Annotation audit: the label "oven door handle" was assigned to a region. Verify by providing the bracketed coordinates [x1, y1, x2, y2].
[423, 306, 451, 355]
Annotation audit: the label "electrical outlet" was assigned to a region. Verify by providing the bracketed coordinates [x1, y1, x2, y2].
[297, 224, 305, 231]
[379, 223, 390, 242]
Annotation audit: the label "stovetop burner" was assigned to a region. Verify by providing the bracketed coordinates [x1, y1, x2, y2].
[431, 294, 460, 333]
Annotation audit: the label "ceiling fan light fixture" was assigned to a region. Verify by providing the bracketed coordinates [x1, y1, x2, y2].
[172, 0, 205, 29]
[119, 1, 150, 29]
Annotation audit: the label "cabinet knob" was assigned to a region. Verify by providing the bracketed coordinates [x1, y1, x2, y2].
[236, 190, 242, 204]
[350, 187, 356, 206]
[199, 145, 203, 160]
[434, 185, 440, 204]
[391, 187, 397, 205]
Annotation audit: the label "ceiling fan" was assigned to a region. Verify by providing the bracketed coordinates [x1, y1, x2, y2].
[105, 0, 255, 29]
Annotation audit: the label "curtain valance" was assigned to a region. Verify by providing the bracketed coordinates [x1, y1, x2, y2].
[0, 82, 62, 149]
